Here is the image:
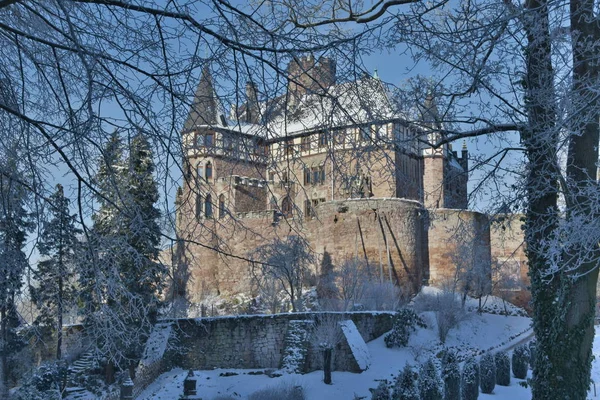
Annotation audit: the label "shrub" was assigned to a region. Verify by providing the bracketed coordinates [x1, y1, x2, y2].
[392, 364, 419, 400]
[528, 340, 537, 366]
[479, 353, 496, 394]
[512, 344, 529, 379]
[248, 382, 305, 400]
[370, 381, 390, 400]
[385, 308, 427, 348]
[434, 292, 464, 344]
[461, 357, 479, 400]
[418, 358, 443, 400]
[494, 351, 510, 386]
[442, 351, 460, 400]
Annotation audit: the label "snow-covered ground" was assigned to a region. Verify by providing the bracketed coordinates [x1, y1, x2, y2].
[138, 311, 534, 400]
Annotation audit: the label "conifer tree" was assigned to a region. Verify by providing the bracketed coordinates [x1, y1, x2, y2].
[31, 184, 81, 360]
[83, 132, 164, 379]
[0, 154, 33, 393]
[121, 133, 164, 316]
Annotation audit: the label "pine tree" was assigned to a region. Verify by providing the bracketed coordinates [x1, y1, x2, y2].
[392, 364, 419, 400]
[84, 132, 165, 379]
[31, 184, 81, 360]
[121, 133, 164, 314]
[0, 154, 34, 393]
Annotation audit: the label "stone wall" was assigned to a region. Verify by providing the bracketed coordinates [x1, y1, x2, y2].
[427, 209, 491, 288]
[490, 214, 530, 310]
[162, 311, 393, 372]
[179, 197, 428, 301]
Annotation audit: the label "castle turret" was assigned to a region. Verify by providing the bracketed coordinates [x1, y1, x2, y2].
[184, 66, 222, 132]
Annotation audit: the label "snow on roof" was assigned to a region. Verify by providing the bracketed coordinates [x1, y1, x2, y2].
[263, 78, 400, 139]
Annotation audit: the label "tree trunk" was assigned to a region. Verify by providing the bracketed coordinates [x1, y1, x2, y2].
[523, 0, 600, 397]
[323, 348, 332, 384]
[57, 274, 63, 360]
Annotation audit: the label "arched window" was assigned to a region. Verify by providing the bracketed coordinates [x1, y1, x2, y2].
[205, 194, 213, 217]
[197, 163, 204, 182]
[219, 194, 226, 219]
[281, 196, 292, 217]
[195, 193, 203, 219]
[205, 161, 213, 180]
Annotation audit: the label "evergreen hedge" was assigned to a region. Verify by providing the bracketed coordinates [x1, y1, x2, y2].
[479, 353, 496, 394]
[461, 357, 479, 400]
[495, 351, 510, 386]
[512, 345, 529, 379]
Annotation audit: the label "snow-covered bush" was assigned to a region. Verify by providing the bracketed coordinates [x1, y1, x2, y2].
[392, 364, 419, 400]
[12, 361, 68, 400]
[494, 351, 510, 386]
[479, 353, 496, 394]
[248, 382, 305, 400]
[384, 308, 427, 348]
[442, 350, 460, 400]
[418, 358, 443, 400]
[370, 381, 390, 400]
[461, 357, 479, 400]
[511, 344, 529, 379]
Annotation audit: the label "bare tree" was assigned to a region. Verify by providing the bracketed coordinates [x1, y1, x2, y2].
[310, 314, 344, 385]
[252, 235, 314, 312]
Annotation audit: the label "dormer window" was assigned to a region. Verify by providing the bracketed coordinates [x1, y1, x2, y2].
[196, 132, 215, 148]
[318, 132, 328, 148]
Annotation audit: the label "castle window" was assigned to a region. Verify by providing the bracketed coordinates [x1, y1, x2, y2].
[318, 132, 327, 148]
[301, 136, 311, 152]
[334, 130, 345, 145]
[284, 139, 294, 156]
[205, 162, 213, 180]
[197, 164, 204, 181]
[222, 133, 233, 150]
[205, 133, 214, 147]
[360, 126, 371, 142]
[205, 194, 213, 217]
[281, 196, 292, 217]
[195, 193, 203, 219]
[304, 167, 311, 185]
[310, 165, 326, 185]
[218, 194, 226, 218]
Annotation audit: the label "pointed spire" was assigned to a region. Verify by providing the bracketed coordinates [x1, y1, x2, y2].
[373, 68, 379, 80]
[462, 140, 467, 150]
[184, 66, 220, 131]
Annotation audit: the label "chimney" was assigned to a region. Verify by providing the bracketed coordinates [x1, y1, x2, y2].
[245, 81, 258, 124]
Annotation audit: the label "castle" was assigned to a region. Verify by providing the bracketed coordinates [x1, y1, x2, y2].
[174, 55, 527, 308]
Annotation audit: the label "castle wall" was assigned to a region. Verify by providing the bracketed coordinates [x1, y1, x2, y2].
[163, 312, 392, 372]
[427, 209, 491, 287]
[490, 214, 530, 310]
[180, 198, 427, 302]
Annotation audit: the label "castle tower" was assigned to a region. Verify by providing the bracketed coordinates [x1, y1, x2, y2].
[421, 95, 446, 208]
